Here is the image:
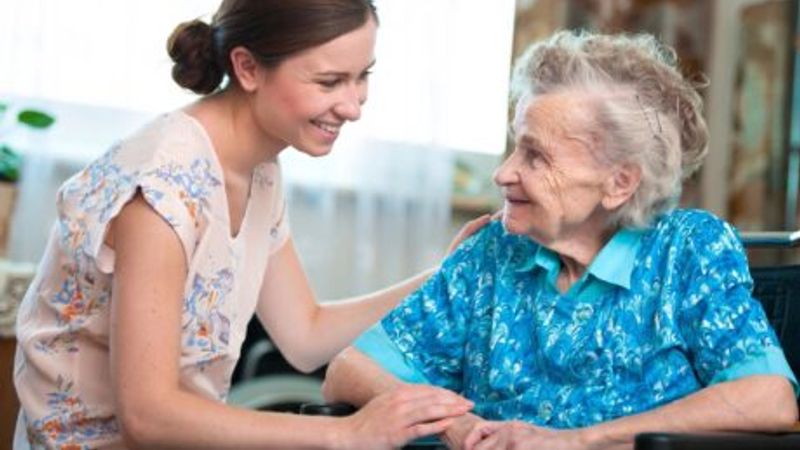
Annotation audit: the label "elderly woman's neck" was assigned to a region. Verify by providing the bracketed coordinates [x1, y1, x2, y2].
[551, 227, 617, 293]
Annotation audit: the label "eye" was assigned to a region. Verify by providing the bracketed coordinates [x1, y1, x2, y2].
[358, 70, 373, 82]
[523, 147, 545, 166]
[317, 79, 342, 89]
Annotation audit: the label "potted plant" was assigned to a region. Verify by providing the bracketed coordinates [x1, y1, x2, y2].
[0, 102, 55, 256]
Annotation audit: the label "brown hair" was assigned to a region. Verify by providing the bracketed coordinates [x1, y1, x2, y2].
[167, 0, 378, 95]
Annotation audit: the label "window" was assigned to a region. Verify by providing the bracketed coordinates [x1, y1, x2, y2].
[0, 0, 514, 155]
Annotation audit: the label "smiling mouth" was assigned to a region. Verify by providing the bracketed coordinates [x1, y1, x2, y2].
[505, 196, 529, 204]
[311, 120, 342, 135]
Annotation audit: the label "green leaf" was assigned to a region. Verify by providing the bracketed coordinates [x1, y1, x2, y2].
[0, 103, 7, 113]
[17, 109, 56, 129]
[0, 144, 21, 182]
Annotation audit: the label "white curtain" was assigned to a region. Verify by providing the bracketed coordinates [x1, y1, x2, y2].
[0, 0, 219, 112]
[0, 0, 514, 298]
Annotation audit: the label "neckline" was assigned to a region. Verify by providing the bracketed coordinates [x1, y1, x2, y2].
[174, 109, 259, 243]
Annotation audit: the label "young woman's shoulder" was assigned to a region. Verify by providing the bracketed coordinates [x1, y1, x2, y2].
[55, 110, 220, 268]
[113, 110, 213, 169]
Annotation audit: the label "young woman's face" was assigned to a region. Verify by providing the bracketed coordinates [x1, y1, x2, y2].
[251, 16, 378, 157]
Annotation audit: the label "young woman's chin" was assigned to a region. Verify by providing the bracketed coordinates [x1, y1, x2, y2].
[294, 142, 335, 157]
[292, 129, 339, 157]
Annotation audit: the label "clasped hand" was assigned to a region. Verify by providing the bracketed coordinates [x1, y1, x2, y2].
[448, 418, 591, 450]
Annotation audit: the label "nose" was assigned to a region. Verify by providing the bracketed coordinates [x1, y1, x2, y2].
[493, 151, 520, 187]
[334, 82, 367, 122]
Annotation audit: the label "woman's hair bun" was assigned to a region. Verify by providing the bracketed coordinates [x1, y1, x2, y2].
[167, 19, 224, 95]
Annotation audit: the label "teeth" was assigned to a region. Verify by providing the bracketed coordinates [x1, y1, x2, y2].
[313, 121, 340, 134]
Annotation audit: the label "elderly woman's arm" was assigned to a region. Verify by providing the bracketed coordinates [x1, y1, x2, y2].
[584, 374, 797, 448]
[464, 374, 798, 450]
[322, 347, 402, 407]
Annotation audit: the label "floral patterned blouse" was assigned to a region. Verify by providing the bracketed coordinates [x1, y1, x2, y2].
[13, 110, 290, 449]
[357, 210, 797, 428]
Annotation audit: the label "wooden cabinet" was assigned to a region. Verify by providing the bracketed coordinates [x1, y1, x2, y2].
[0, 260, 36, 449]
[1, 337, 18, 449]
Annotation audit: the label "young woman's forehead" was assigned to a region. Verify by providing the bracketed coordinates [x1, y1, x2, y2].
[282, 17, 377, 74]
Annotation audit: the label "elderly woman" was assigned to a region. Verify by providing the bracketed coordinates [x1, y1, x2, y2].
[321, 30, 799, 449]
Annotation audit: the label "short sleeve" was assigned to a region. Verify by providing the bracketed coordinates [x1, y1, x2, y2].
[353, 324, 430, 384]
[677, 214, 793, 387]
[380, 226, 490, 392]
[57, 150, 209, 274]
[710, 347, 798, 395]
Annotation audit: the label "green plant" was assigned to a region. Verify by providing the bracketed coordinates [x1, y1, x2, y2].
[0, 102, 56, 182]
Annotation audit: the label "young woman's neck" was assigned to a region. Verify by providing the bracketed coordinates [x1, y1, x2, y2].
[188, 87, 285, 177]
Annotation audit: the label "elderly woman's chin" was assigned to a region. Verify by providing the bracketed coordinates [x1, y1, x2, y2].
[501, 209, 538, 237]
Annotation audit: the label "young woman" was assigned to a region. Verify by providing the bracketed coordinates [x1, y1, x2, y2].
[13, 1, 480, 449]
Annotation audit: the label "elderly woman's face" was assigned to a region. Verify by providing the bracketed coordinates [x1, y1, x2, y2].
[494, 93, 615, 244]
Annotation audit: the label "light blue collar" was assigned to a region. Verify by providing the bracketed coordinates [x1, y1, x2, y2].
[513, 227, 645, 291]
[587, 227, 645, 290]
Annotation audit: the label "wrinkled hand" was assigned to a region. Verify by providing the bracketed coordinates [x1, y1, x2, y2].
[446, 213, 498, 255]
[464, 420, 590, 450]
[438, 413, 489, 450]
[339, 384, 473, 450]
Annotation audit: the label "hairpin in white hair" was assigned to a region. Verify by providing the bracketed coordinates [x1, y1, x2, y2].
[636, 94, 662, 137]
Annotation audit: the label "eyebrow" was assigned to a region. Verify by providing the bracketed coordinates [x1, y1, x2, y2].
[316, 60, 376, 77]
[519, 133, 546, 150]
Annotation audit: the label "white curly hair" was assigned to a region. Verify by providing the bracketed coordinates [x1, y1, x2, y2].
[511, 30, 709, 227]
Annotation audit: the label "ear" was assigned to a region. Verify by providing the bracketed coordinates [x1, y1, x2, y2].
[601, 163, 641, 211]
[229, 46, 262, 92]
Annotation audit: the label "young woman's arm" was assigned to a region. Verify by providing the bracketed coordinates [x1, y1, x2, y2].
[109, 194, 471, 450]
[256, 215, 492, 372]
[255, 237, 433, 373]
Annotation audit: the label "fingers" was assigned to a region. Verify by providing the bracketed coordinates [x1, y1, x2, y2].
[404, 417, 456, 440]
[398, 398, 472, 425]
[463, 214, 492, 234]
[473, 429, 506, 450]
[463, 421, 503, 450]
[447, 213, 494, 254]
[391, 384, 472, 406]
[386, 387, 473, 444]
[382, 386, 472, 425]
[354, 385, 475, 449]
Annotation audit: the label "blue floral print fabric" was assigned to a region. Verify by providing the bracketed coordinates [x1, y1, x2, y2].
[369, 210, 797, 428]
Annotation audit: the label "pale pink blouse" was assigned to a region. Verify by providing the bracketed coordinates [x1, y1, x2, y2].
[13, 111, 290, 449]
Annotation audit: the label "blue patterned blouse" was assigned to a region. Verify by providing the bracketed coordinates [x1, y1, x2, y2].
[355, 209, 797, 429]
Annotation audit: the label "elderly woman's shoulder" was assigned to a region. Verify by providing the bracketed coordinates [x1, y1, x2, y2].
[459, 219, 509, 250]
[649, 208, 743, 251]
[653, 208, 728, 229]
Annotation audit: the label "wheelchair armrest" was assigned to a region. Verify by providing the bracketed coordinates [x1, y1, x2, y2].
[299, 402, 358, 417]
[634, 431, 800, 450]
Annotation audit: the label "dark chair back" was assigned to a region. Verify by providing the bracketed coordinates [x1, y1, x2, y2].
[749, 265, 800, 409]
[743, 231, 800, 409]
